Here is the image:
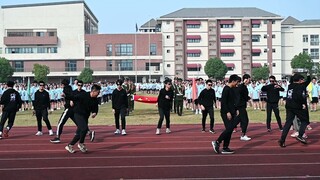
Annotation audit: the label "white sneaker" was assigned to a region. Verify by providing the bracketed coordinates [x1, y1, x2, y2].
[240, 135, 251, 141]
[195, 109, 199, 114]
[166, 128, 171, 134]
[35, 131, 43, 136]
[290, 132, 299, 138]
[156, 128, 160, 135]
[114, 129, 121, 135]
[121, 129, 127, 136]
[77, 143, 88, 153]
[65, 145, 75, 153]
[49, 129, 54, 136]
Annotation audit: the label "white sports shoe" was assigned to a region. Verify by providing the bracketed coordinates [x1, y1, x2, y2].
[290, 132, 299, 137]
[156, 128, 160, 135]
[77, 143, 88, 153]
[35, 131, 43, 136]
[121, 129, 127, 136]
[166, 128, 171, 134]
[49, 129, 54, 136]
[114, 129, 121, 135]
[240, 135, 251, 141]
[65, 145, 75, 153]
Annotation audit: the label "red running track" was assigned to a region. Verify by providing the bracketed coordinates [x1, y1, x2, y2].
[0, 123, 319, 180]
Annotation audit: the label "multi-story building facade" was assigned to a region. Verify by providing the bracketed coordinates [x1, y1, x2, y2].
[282, 17, 320, 76]
[158, 8, 283, 80]
[0, 1, 98, 82]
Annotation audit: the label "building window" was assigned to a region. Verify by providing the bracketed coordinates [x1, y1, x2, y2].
[115, 44, 133, 56]
[220, 38, 234, 42]
[106, 60, 112, 71]
[85, 44, 90, 56]
[310, 35, 319, 46]
[167, 49, 170, 53]
[120, 60, 133, 71]
[220, 24, 233, 28]
[48, 32, 56, 36]
[311, 49, 319, 59]
[106, 44, 112, 56]
[264, 49, 268, 53]
[252, 24, 260, 28]
[264, 34, 268, 38]
[272, 34, 276, 38]
[166, 35, 170, 39]
[303, 35, 308, 43]
[221, 53, 234, 57]
[187, 39, 201, 43]
[167, 64, 171, 67]
[252, 52, 261, 56]
[5, 47, 57, 54]
[85, 60, 90, 68]
[186, 24, 200, 28]
[252, 35, 261, 42]
[272, 49, 276, 53]
[65, 60, 77, 71]
[146, 63, 160, 71]
[187, 53, 201, 57]
[36, 32, 45, 37]
[263, 20, 275, 24]
[150, 43, 157, 55]
[303, 49, 308, 54]
[13, 61, 24, 72]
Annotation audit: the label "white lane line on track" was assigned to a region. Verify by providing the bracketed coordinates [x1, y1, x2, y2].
[1, 153, 320, 161]
[0, 162, 320, 171]
[132, 176, 320, 180]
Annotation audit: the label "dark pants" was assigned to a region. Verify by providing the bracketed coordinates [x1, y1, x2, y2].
[70, 113, 89, 145]
[175, 99, 183, 116]
[217, 113, 241, 148]
[56, 108, 76, 137]
[238, 107, 249, 135]
[157, 107, 170, 129]
[114, 108, 126, 129]
[280, 108, 309, 142]
[0, 110, 17, 131]
[266, 102, 282, 129]
[201, 106, 214, 131]
[36, 109, 52, 132]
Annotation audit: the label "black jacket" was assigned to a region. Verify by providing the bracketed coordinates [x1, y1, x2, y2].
[261, 83, 284, 103]
[0, 88, 22, 112]
[157, 88, 174, 110]
[34, 90, 50, 110]
[220, 86, 236, 115]
[234, 84, 251, 108]
[71, 91, 99, 118]
[112, 88, 128, 110]
[63, 85, 73, 109]
[198, 88, 216, 108]
[286, 75, 311, 110]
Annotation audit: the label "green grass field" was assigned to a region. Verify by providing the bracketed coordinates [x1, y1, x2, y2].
[10, 99, 320, 127]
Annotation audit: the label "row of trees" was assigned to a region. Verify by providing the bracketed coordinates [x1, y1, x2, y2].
[0, 52, 316, 83]
[204, 52, 317, 81]
[0, 57, 94, 83]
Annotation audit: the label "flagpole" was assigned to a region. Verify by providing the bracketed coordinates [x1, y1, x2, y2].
[135, 24, 138, 84]
[148, 20, 151, 83]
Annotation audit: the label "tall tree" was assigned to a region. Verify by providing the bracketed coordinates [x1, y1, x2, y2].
[291, 52, 314, 73]
[0, 57, 14, 83]
[252, 66, 270, 81]
[78, 67, 94, 83]
[204, 57, 228, 80]
[32, 64, 50, 83]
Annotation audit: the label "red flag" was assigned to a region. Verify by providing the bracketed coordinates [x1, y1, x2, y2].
[192, 78, 198, 100]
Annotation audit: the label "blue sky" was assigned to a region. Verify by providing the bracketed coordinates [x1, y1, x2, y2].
[1, 0, 320, 33]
